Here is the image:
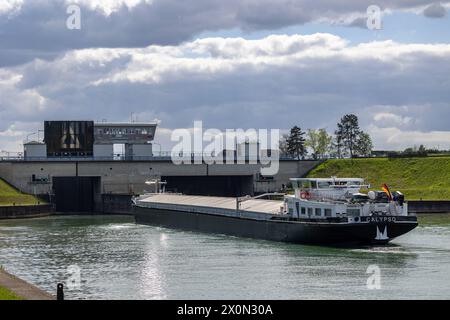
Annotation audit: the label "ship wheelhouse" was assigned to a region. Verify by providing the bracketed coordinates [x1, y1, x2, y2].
[285, 177, 410, 221]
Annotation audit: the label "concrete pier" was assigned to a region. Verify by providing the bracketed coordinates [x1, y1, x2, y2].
[409, 200, 450, 214]
[0, 269, 54, 300]
[0, 204, 53, 219]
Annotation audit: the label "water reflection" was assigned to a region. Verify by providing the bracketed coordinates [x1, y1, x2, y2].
[138, 231, 168, 299]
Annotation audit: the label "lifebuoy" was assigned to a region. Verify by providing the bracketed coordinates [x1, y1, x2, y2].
[300, 191, 311, 200]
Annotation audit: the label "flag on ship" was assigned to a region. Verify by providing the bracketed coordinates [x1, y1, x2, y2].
[382, 184, 393, 201]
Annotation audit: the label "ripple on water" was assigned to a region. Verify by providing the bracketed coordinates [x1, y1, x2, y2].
[350, 246, 411, 255]
[0, 215, 449, 299]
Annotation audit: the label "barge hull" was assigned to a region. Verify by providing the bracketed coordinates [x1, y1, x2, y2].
[133, 206, 417, 245]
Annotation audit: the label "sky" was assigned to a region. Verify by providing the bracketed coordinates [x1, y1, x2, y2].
[1, 0, 450, 153]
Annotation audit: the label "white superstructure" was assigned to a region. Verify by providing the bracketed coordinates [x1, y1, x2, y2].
[285, 177, 410, 222]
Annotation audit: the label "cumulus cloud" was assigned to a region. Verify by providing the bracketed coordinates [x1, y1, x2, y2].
[373, 112, 413, 127]
[368, 125, 450, 150]
[0, 0, 23, 15]
[1, 33, 450, 152]
[1, 0, 450, 66]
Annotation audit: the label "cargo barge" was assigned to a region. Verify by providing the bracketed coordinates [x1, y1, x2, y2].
[133, 178, 418, 245]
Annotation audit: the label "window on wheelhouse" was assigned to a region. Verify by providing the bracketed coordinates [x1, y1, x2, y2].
[315, 208, 321, 216]
[307, 208, 313, 216]
[301, 207, 306, 215]
[318, 181, 331, 189]
[300, 180, 311, 189]
[324, 209, 332, 217]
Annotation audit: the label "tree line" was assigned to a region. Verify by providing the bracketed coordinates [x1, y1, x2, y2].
[280, 114, 373, 159]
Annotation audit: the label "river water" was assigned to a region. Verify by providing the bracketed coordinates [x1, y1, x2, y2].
[0, 214, 449, 300]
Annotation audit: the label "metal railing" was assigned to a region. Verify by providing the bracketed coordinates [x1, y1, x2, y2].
[0, 152, 322, 162]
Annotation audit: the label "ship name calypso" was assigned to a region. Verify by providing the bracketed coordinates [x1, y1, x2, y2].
[368, 216, 397, 223]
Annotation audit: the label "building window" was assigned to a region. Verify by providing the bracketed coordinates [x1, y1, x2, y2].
[301, 207, 306, 215]
[315, 208, 321, 216]
[324, 209, 332, 217]
[307, 208, 313, 216]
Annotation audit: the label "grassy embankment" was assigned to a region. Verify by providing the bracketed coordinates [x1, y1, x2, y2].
[0, 266, 22, 300]
[0, 286, 22, 300]
[0, 178, 41, 206]
[307, 157, 450, 200]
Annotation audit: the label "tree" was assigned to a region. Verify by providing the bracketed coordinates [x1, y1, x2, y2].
[332, 133, 344, 158]
[306, 129, 332, 159]
[418, 144, 427, 156]
[317, 129, 333, 158]
[355, 132, 373, 157]
[336, 114, 361, 158]
[306, 129, 319, 159]
[286, 126, 307, 160]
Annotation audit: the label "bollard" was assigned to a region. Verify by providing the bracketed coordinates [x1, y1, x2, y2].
[57, 283, 64, 300]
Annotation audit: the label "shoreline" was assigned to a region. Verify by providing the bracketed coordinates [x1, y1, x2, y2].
[0, 204, 53, 220]
[0, 268, 54, 300]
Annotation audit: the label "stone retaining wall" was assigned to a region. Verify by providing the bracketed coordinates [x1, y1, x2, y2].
[0, 204, 53, 219]
[409, 201, 450, 214]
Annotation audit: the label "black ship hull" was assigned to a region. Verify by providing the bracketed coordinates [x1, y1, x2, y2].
[133, 206, 418, 246]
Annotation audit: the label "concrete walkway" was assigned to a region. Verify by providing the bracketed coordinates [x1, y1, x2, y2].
[0, 269, 54, 300]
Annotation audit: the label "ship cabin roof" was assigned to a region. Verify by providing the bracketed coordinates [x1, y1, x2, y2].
[290, 178, 366, 190]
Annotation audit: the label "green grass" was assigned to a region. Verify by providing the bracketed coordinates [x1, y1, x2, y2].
[0, 179, 42, 206]
[307, 157, 450, 200]
[0, 286, 23, 300]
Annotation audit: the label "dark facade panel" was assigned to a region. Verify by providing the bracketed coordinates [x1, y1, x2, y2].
[44, 121, 94, 157]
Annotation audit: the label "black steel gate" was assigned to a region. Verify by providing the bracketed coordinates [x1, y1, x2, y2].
[53, 177, 99, 212]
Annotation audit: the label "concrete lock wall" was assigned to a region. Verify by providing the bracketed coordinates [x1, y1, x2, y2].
[0, 160, 323, 213]
[0, 161, 76, 196]
[0, 160, 323, 195]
